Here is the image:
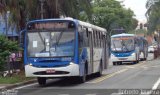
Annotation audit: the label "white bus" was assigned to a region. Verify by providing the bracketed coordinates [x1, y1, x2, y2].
[111, 33, 148, 65]
[20, 18, 110, 86]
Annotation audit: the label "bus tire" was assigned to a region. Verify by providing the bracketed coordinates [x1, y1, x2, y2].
[79, 66, 87, 83]
[113, 62, 117, 65]
[143, 58, 147, 61]
[118, 62, 122, 65]
[135, 54, 139, 63]
[37, 77, 46, 86]
[96, 60, 103, 77]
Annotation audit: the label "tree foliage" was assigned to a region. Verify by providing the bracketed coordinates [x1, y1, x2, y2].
[0, 0, 92, 30]
[146, 0, 160, 33]
[0, 36, 19, 71]
[0, 0, 138, 33]
[90, 0, 136, 32]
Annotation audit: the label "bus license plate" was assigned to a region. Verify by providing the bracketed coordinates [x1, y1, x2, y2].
[119, 58, 127, 60]
[46, 69, 55, 73]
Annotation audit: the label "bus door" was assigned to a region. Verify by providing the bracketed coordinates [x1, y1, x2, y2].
[103, 35, 107, 69]
[88, 31, 94, 73]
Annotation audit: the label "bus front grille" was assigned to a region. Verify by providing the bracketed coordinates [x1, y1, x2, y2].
[33, 71, 69, 75]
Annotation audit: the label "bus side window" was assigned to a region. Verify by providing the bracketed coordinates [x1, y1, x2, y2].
[86, 28, 89, 38]
[79, 27, 89, 48]
[96, 31, 100, 48]
[78, 32, 83, 48]
[93, 30, 97, 48]
[134, 39, 138, 46]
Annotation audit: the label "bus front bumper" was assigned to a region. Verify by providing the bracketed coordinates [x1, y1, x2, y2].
[25, 63, 79, 77]
[111, 54, 136, 63]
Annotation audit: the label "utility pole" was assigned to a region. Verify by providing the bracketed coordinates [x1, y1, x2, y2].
[40, 0, 45, 19]
[5, 11, 10, 38]
[4, 11, 12, 76]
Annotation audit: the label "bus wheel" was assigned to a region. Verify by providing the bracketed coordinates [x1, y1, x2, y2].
[79, 67, 87, 83]
[37, 77, 46, 86]
[113, 62, 117, 65]
[143, 58, 147, 61]
[96, 62, 103, 77]
[118, 62, 122, 65]
[133, 61, 137, 64]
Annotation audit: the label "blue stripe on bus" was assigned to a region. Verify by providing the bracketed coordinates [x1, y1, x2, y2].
[24, 32, 27, 65]
[30, 62, 70, 67]
[74, 20, 79, 64]
[111, 50, 135, 57]
[79, 48, 88, 76]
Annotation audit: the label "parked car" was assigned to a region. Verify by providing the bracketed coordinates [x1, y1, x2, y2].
[148, 45, 157, 53]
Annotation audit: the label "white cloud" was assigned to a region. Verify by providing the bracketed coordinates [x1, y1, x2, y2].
[117, 0, 147, 22]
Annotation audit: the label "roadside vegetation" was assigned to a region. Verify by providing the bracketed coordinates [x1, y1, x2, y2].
[0, 0, 138, 33]
[0, 71, 33, 84]
[0, 35, 19, 71]
[146, 0, 160, 33]
[129, 29, 148, 35]
[0, 0, 144, 84]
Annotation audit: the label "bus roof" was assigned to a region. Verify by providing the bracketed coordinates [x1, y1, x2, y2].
[111, 33, 135, 38]
[26, 18, 107, 34]
[78, 20, 107, 33]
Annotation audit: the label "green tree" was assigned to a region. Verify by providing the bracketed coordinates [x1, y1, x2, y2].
[90, 0, 136, 32]
[146, 0, 160, 33]
[0, 35, 19, 71]
[0, 0, 92, 30]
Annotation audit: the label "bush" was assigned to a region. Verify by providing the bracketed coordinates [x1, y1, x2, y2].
[0, 35, 19, 71]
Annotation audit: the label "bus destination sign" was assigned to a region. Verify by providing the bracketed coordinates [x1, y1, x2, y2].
[28, 22, 68, 30]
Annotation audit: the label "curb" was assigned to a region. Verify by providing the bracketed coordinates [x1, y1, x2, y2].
[0, 79, 37, 90]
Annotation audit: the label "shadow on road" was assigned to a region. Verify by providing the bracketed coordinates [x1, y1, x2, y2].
[38, 74, 102, 87]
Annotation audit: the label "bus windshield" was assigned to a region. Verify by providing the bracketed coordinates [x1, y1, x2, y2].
[111, 36, 135, 52]
[27, 30, 75, 57]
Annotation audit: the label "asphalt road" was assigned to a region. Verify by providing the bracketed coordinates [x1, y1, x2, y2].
[2, 53, 160, 95]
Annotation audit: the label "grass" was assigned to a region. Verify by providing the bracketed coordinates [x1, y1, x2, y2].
[0, 71, 34, 84]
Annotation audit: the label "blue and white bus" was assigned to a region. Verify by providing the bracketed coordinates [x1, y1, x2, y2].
[20, 18, 109, 85]
[111, 33, 148, 65]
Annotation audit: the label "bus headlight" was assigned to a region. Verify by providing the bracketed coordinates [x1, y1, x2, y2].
[29, 63, 33, 66]
[111, 54, 115, 57]
[131, 53, 135, 56]
[70, 62, 75, 65]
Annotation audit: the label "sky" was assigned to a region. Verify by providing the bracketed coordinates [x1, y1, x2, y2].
[117, 0, 148, 22]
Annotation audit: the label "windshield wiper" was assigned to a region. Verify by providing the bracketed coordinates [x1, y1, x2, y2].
[55, 32, 63, 50]
[112, 41, 117, 52]
[38, 31, 45, 46]
[121, 40, 129, 51]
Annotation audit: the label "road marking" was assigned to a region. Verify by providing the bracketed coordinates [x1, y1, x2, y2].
[150, 64, 160, 68]
[151, 66, 158, 68]
[141, 66, 148, 69]
[125, 66, 135, 69]
[145, 77, 160, 95]
[125, 61, 147, 69]
[133, 61, 146, 67]
[152, 77, 160, 90]
[13, 83, 38, 90]
[86, 69, 128, 84]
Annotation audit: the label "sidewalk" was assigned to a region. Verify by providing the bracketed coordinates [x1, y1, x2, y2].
[0, 79, 37, 90]
[0, 84, 11, 89]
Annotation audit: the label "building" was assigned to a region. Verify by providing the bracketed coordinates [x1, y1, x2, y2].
[0, 13, 19, 41]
